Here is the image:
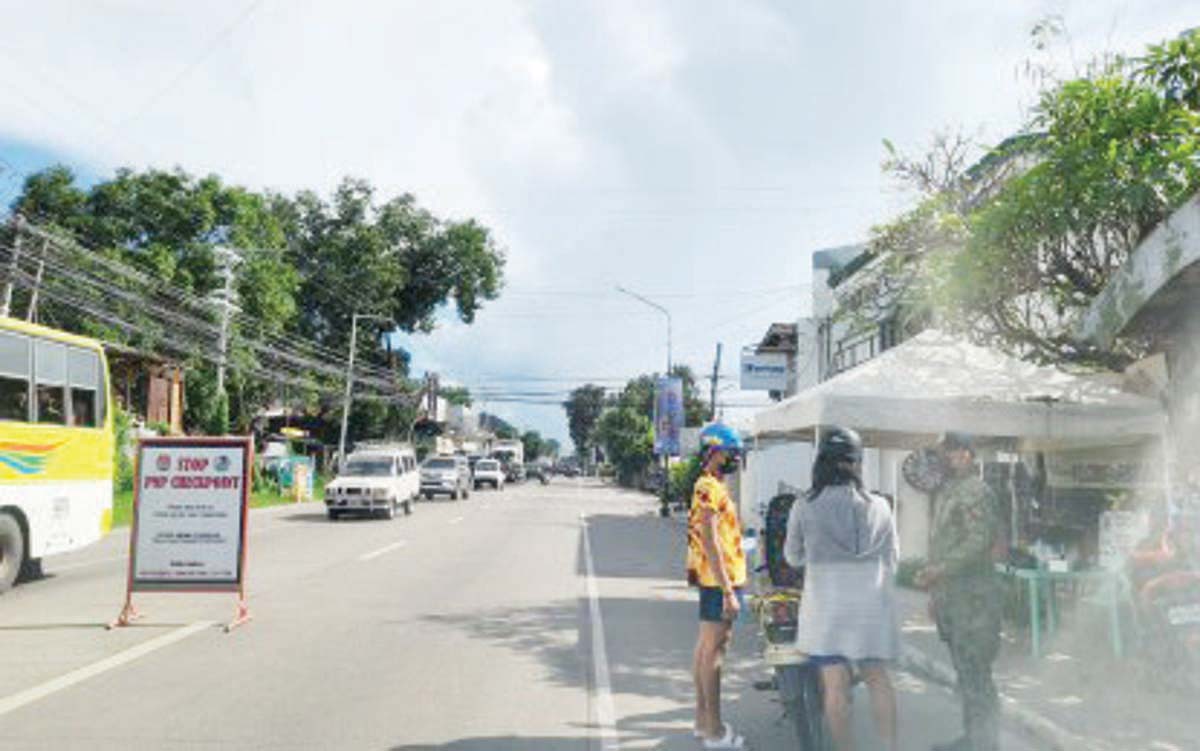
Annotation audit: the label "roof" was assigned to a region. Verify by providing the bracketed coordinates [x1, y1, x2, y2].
[757, 322, 798, 353]
[754, 329, 1164, 449]
[812, 243, 867, 271]
[0, 316, 105, 351]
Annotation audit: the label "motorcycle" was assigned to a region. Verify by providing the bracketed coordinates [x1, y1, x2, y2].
[750, 492, 828, 750]
[1128, 514, 1200, 691]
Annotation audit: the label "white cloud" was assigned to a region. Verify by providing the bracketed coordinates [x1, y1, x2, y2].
[2, 0, 1197, 445]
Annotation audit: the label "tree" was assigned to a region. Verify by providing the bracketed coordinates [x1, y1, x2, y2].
[870, 29, 1200, 368]
[594, 407, 654, 487]
[440, 386, 472, 407]
[563, 384, 607, 458]
[544, 438, 561, 459]
[616, 366, 707, 426]
[521, 430, 545, 462]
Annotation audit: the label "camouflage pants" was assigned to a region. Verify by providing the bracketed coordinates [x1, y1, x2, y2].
[935, 582, 1002, 751]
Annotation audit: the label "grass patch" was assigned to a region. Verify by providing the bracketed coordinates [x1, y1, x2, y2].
[110, 482, 323, 529]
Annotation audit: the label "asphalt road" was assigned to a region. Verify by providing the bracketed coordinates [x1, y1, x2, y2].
[0, 479, 1035, 750]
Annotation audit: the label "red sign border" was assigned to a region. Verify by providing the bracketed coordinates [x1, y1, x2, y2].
[126, 436, 253, 594]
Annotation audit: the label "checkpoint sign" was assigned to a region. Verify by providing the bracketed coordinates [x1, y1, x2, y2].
[131, 437, 251, 592]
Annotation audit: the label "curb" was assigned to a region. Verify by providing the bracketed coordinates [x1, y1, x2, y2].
[900, 644, 1087, 751]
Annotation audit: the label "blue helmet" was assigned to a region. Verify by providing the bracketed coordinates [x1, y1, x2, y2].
[699, 422, 743, 457]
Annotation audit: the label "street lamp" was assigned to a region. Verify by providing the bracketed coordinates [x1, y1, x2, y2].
[615, 285, 672, 373]
[338, 312, 396, 468]
[615, 285, 673, 517]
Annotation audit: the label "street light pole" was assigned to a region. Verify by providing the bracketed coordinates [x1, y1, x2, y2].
[615, 285, 671, 373]
[615, 285, 674, 517]
[338, 313, 394, 469]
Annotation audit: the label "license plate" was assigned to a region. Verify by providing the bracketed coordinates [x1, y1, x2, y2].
[1167, 604, 1200, 626]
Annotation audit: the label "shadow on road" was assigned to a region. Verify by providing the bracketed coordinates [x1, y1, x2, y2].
[578, 513, 686, 579]
[388, 737, 586, 751]
[421, 594, 703, 701]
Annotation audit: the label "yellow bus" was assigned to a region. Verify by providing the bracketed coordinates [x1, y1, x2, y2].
[0, 316, 114, 592]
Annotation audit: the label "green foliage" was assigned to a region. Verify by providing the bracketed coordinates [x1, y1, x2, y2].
[668, 456, 703, 509]
[521, 430, 545, 461]
[894, 557, 926, 590]
[616, 366, 708, 426]
[594, 406, 654, 487]
[564, 384, 607, 456]
[494, 424, 517, 440]
[440, 386, 472, 407]
[9, 167, 504, 437]
[113, 404, 134, 493]
[873, 29, 1200, 367]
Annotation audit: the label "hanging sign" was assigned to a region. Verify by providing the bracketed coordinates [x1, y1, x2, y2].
[654, 376, 684, 457]
[111, 436, 253, 631]
[739, 350, 789, 391]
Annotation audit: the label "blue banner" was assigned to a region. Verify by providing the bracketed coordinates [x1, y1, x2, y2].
[653, 376, 684, 457]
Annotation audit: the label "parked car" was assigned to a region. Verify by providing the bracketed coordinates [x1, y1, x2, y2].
[324, 445, 419, 520]
[421, 455, 471, 500]
[473, 459, 506, 490]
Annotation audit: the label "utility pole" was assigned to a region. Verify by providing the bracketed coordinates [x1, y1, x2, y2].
[709, 342, 722, 421]
[212, 247, 241, 395]
[1, 216, 24, 318]
[24, 248, 45, 323]
[338, 312, 394, 468]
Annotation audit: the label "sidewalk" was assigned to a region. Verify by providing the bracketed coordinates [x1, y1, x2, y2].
[896, 586, 1199, 751]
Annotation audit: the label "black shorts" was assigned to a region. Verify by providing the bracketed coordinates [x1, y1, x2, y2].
[699, 586, 745, 623]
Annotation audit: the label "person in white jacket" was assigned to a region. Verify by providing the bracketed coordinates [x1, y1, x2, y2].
[785, 426, 900, 751]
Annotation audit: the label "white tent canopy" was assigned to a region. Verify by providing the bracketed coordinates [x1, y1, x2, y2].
[754, 330, 1165, 449]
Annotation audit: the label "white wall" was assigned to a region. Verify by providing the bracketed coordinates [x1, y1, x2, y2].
[740, 441, 814, 533]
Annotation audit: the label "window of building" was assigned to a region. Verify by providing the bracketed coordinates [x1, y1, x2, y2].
[0, 331, 31, 422]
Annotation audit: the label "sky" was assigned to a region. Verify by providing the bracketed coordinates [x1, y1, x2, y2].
[1, 0, 1195, 447]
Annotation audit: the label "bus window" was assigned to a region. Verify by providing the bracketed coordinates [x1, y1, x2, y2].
[68, 347, 101, 428]
[0, 330, 31, 421]
[35, 339, 67, 425]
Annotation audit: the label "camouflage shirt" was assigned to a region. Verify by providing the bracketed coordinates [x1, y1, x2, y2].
[929, 473, 999, 584]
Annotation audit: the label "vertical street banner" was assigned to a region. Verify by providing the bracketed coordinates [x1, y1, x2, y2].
[653, 376, 684, 457]
[112, 436, 254, 631]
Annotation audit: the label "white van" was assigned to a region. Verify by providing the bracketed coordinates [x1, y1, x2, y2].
[324, 445, 419, 520]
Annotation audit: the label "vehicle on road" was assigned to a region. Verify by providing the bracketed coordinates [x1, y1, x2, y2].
[324, 445, 418, 520]
[421, 454, 471, 500]
[492, 439, 523, 468]
[473, 459, 505, 490]
[504, 461, 526, 483]
[0, 317, 114, 592]
[526, 464, 550, 485]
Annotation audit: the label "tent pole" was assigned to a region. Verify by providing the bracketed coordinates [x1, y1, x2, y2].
[1161, 427, 1176, 524]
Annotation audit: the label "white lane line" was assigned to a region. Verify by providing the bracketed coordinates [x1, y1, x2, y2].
[0, 621, 213, 718]
[448, 515, 464, 525]
[358, 540, 408, 562]
[580, 513, 620, 750]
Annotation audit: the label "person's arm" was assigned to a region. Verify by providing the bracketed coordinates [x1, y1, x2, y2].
[699, 505, 741, 618]
[783, 500, 806, 568]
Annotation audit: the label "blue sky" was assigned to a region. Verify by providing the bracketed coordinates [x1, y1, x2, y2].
[2, 1, 1194, 446]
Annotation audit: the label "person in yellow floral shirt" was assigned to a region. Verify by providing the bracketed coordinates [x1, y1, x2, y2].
[687, 422, 747, 749]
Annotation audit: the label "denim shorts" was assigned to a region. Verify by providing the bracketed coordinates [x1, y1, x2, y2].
[699, 586, 745, 623]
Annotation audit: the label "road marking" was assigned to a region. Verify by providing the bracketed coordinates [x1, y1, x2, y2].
[0, 621, 213, 718]
[580, 513, 620, 750]
[448, 515, 464, 525]
[359, 540, 408, 561]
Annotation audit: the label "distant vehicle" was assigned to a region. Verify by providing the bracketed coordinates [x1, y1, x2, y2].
[473, 459, 505, 490]
[421, 455, 470, 501]
[504, 461, 526, 483]
[526, 465, 550, 485]
[0, 317, 114, 592]
[324, 445, 419, 520]
[491, 438, 524, 467]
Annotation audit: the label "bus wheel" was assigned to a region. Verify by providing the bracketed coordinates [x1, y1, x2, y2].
[19, 557, 43, 582]
[0, 512, 25, 594]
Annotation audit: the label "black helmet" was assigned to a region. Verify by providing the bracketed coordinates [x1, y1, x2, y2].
[937, 431, 975, 455]
[817, 426, 863, 464]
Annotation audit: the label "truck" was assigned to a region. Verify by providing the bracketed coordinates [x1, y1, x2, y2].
[491, 439, 524, 467]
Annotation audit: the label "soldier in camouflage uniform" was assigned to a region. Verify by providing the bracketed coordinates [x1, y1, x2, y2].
[919, 432, 1002, 751]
